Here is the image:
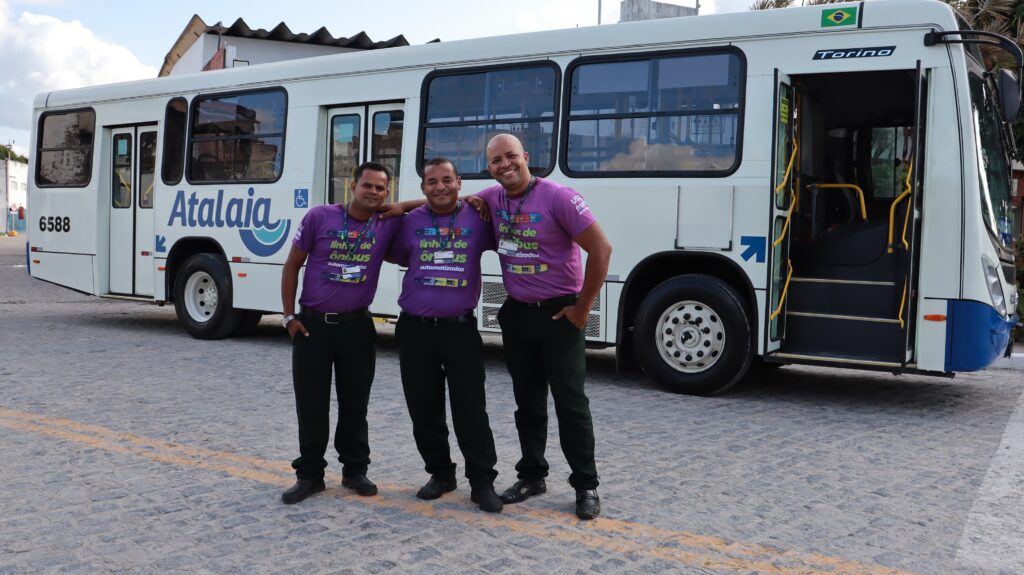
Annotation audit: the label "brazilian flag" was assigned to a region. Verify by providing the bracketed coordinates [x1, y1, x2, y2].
[821, 7, 857, 27]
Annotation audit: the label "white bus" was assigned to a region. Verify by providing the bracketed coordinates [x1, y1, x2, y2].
[27, 0, 1020, 394]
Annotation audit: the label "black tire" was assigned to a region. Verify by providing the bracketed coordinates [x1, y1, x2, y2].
[633, 274, 753, 395]
[173, 253, 243, 339]
[233, 310, 264, 336]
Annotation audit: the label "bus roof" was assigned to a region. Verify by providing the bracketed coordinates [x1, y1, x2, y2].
[36, 0, 957, 110]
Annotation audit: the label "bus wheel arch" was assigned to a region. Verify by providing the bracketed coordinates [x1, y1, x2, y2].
[166, 238, 242, 339]
[618, 253, 757, 395]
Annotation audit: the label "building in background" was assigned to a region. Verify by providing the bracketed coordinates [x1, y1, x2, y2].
[2, 158, 28, 235]
[620, 0, 697, 22]
[159, 15, 411, 77]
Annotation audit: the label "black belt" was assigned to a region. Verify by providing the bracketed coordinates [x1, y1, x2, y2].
[400, 311, 475, 325]
[301, 308, 370, 324]
[507, 294, 578, 308]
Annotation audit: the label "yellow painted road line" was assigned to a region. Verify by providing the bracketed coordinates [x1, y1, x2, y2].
[0, 409, 919, 575]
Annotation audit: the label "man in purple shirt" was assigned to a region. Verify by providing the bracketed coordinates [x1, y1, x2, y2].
[478, 134, 612, 520]
[391, 157, 503, 512]
[279, 161, 402, 504]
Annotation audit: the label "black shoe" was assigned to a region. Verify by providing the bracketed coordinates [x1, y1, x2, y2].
[575, 489, 600, 520]
[499, 479, 546, 504]
[470, 486, 503, 513]
[341, 474, 378, 496]
[281, 479, 325, 504]
[416, 476, 457, 500]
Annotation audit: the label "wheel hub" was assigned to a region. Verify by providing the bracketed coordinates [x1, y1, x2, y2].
[183, 271, 217, 324]
[655, 300, 726, 373]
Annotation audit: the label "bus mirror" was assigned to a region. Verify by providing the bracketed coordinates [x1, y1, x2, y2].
[997, 68, 1021, 123]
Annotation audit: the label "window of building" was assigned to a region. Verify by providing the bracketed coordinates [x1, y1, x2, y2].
[564, 50, 743, 175]
[35, 109, 96, 187]
[187, 88, 286, 183]
[162, 98, 187, 185]
[421, 63, 558, 178]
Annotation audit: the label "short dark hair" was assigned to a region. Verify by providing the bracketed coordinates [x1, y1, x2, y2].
[422, 157, 460, 179]
[353, 161, 392, 184]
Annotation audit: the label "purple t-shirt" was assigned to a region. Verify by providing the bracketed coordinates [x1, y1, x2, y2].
[393, 203, 495, 317]
[477, 178, 596, 303]
[293, 204, 402, 313]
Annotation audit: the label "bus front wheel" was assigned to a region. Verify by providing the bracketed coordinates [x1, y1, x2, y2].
[173, 253, 243, 339]
[633, 275, 753, 395]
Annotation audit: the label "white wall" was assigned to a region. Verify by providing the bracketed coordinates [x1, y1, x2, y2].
[2, 159, 28, 207]
[169, 34, 358, 75]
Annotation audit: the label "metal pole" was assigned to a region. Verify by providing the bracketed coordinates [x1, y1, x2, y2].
[598, 0, 602, 24]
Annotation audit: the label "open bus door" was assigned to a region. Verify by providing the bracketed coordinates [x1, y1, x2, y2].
[900, 61, 927, 364]
[766, 70, 797, 354]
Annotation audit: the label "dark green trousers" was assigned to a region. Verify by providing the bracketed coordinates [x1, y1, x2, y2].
[291, 312, 375, 480]
[497, 299, 599, 490]
[396, 314, 498, 489]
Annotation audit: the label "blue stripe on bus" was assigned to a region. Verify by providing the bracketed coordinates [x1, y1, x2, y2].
[944, 300, 1017, 372]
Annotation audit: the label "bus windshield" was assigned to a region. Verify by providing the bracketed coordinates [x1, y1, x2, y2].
[968, 73, 1014, 248]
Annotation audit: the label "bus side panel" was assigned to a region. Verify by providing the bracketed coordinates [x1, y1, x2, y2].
[916, 298, 948, 371]
[31, 252, 96, 295]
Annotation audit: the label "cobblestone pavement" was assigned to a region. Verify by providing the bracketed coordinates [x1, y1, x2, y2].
[1, 235, 1022, 575]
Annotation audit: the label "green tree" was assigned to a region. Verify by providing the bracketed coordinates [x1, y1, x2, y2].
[0, 146, 27, 163]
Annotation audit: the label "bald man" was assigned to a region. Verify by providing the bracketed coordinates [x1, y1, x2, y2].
[476, 134, 612, 520]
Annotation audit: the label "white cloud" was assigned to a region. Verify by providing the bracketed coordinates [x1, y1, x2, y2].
[0, 0, 156, 152]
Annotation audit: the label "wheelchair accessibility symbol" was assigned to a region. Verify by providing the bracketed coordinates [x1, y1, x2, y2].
[294, 188, 309, 209]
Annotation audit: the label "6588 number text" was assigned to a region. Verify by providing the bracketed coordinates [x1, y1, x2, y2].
[39, 216, 71, 233]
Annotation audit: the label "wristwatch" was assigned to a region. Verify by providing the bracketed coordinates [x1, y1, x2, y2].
[282, 314, 297, 328]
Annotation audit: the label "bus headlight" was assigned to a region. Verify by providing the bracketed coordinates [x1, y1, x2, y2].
[982, 258, 1007, 316]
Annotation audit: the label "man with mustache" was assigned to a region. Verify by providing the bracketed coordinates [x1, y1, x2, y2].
[280, 161, 402, 504]
[392, 157, 503, 513]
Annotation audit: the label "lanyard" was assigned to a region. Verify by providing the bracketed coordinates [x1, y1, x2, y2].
[428, 200, 462, 251]
[500, 177, 536, 239]
[340, 204, 376, 261]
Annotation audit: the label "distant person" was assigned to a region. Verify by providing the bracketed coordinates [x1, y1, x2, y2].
[476, 134, 612, 520]
[391, 157, 503, 513]
[279, 161, 402, 504]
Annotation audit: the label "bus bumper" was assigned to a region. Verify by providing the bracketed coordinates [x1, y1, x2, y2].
[945, 300, 1018, 371]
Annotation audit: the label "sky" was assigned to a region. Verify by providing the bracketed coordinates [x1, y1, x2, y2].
[0, 0, 753, 158]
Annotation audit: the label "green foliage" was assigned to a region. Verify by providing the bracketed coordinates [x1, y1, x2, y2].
[0, 146, 27, 164]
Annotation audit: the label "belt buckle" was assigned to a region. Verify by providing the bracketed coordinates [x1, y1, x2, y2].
[323, 312, 340, 324]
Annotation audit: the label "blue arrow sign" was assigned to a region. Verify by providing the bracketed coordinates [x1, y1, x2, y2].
[740, 235, 766, 263]
[155, 235, 167, 253]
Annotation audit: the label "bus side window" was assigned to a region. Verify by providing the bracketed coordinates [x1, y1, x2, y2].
[36, 109, 96, 188]
[373, 111, 403, 203]
[420, 63, 559, 178]
[162, 97, 187, 185]
[565, 50, 743, 175]
[187, 88, 287, 184]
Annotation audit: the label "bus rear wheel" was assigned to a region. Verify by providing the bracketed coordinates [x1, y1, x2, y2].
[173, 253, 243, 340]
[634, 275, 753, 395]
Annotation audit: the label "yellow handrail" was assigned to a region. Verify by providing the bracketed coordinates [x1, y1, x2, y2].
[887, 163, 913, 253]
[770, 260, 794, 321]
[897, 277, 908, 329]
[772, 142, 799, 248]
[811, 184, 867, 220]
[774, 142, 799, 197]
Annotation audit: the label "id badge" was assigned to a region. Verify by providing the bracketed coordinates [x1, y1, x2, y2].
[498, 239, 519, 256]
[433, 250, 454, 264]
[342, 265, 362, 280]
